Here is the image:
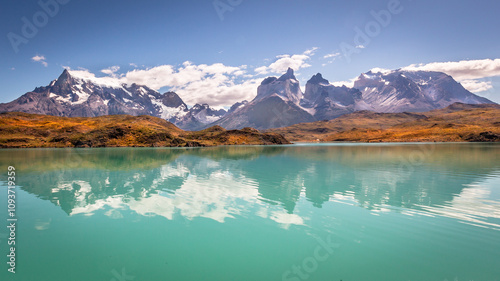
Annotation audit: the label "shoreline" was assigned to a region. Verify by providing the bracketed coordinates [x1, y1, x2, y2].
[2, 140, 499, 150]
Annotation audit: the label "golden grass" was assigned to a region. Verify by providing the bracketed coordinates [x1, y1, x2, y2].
[268, 104, 500, 142]
[0, 112, 289, 148]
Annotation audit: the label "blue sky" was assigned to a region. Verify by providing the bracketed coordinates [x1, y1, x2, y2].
[1, 0, 500, 106]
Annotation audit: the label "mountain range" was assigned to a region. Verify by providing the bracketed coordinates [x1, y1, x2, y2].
[0, 67, 495, 130]
[0, 69, 226, 130]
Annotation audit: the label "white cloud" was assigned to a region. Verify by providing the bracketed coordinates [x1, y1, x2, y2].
[369, 67, 393, 74]
[267, 54, 311, 73]
[121, 65, 176, 89]
[459, 79, 493, 93]
[254, 66, 269, 75]
[101, 66, 120, 76]
[303, 47, 319, 55]
[122, 62, 244, 90]
[331, 78, 356, 88]
[324, 52, 340, 59]
[67, 68, 124, 88]
[173, 76, 261, 107]
[32, 55, 45, 62]
[401, 59, 500, 81]
[322, 52, 342, 66]
[32, 55, 47, 67]
[355, 45, 365, 49]
[254, 48, 317, 75]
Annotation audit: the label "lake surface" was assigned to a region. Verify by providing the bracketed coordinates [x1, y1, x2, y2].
[0, 143, 499, 281]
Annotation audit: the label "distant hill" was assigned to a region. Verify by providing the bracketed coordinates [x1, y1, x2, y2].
[267, 103, 500, 142]
[0, 112, 289, 148]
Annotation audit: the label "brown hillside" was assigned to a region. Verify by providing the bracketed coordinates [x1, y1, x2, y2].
[0, 112, 290, 148]
[267, 103, 500, 142]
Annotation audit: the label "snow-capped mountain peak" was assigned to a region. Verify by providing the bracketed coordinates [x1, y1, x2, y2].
[353, 70, 494, 112]
[0, 69, 221, 129]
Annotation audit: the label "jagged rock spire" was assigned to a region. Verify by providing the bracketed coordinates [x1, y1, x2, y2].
[277, 67, 296, 81]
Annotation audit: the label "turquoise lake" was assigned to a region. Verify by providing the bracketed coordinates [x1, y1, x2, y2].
[0, 143, 499, 281]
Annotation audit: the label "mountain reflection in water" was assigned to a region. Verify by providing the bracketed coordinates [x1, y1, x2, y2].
[2, 143, 499, 230]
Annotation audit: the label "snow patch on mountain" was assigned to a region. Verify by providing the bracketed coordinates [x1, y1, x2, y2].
[151, 98, 187, 120]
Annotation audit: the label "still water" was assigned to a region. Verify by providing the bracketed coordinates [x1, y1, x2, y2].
[0, 143, 499, 281]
